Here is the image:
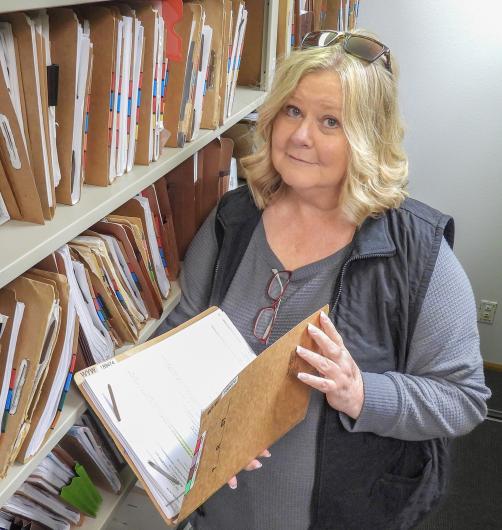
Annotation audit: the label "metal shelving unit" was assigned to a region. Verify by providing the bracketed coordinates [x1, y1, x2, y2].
[0, 0, 277, 527]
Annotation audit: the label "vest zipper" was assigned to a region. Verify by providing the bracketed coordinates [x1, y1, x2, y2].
[310, 250, 395, 529]
[330, 251, 396, 313]
[209, 213, 226, 306]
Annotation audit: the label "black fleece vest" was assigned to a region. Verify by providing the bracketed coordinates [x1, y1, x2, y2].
[209, 186, 454, 530]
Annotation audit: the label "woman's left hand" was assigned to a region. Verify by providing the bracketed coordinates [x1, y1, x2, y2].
[296, 310, 364, 420]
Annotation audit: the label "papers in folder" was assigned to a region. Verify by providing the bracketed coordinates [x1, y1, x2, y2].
[56, 245, 114, 365]
[0, 21, 45, 224]
[70, 22, 92, 205]
[79, 309, 255, 519]
[76, 306, 324, 524]
[0, 274, 61, 477]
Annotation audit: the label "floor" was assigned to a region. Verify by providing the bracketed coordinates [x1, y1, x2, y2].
[416, 367, 502, 530]
[106, 484, 177, 530]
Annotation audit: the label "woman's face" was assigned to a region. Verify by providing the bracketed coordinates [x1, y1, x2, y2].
[271, 71, 350, 200]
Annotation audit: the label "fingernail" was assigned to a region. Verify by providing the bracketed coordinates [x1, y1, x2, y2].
[307, 323, 318, 334]
[297, 372, 308, 381]
[229, 479, 237, 489]
[320, 310, 329, 320]
[254, 462, 262, 469]
[296, 345, 308, 356]
[263, 449, 272, 458]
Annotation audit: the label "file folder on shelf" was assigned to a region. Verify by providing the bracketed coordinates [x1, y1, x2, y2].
[164, 155, 197, 259]
[0, 290, 25, 440]
[69, 240, 138, 346]
[218, 0, 233, 125]
[16, 269, 79, 464]
[55, 245, 115, 368]
[49, 8, 93, 205]
[2, 12, 56, 221]
[59, 424, 122, 494]
[0, 275, 59, 477]
[0, 22, 45, 224]
[107, 214, 164, 311]
[199, 0, 225, 130]
[134, 3, 160, 165]
[236, 0, 264, 87]
[152, 180, 181, 280]
[92, 218, 162, 319]
[113, 197, 171, 299]
[78, 5, 118, 186]
[163, 2, 199, 148]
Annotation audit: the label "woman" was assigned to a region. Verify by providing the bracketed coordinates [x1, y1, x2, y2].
[158, 30, 490, 529]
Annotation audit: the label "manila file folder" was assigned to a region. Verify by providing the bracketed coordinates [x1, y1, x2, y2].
[75, 305, 327, 525]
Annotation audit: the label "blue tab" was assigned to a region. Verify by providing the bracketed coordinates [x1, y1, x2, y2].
[64, 372, 73, 391]
[137, 89, 142, 107]
[127, 98, 132, 117]
[109, 91, 114, 110]
[5, 390, 12, 410]
[131, 271, 142, 291]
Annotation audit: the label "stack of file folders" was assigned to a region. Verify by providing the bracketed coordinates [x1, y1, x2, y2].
[0, 420, 123, 530]
[0, 179, 180, 475]
[0, 0, 253, 225]
[163, 0, 249, 147]
[51, 183, 180, 368]
[0, 2, 172, 225]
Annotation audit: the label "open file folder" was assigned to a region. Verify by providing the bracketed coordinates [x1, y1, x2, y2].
[75, 305, 327, 525]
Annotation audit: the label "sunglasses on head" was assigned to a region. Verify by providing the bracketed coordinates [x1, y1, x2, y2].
[301, 30, 392, 73]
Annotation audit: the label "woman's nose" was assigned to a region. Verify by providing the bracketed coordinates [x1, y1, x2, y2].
[290, 118, 314, 147]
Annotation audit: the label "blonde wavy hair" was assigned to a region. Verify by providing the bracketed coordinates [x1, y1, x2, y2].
[241, 29, 409, 225]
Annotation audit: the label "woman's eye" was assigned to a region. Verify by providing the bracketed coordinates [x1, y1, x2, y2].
[285, 105, 301, 118]
[323, 117, 339, 128]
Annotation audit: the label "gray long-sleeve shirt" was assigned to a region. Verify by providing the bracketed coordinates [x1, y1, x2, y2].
[156, 209, 490, 530]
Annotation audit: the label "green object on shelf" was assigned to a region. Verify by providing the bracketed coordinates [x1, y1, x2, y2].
[60, 463, 103, 517]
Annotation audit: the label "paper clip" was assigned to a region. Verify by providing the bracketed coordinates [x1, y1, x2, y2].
[108, 384, 121, 422]
[148, 460, 181, 486]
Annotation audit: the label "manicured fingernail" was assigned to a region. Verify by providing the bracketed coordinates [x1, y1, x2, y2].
[308, 323, 318, 334]
[229, 479, 237, 489]
[297, 372, 308, 381]
[263, 449, 272, 458]
[320, 310, 329, 320]
[254, 462, 262, 469]
[296, 345, 308, 356]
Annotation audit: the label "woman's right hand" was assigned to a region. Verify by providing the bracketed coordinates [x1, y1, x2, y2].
[227, 449, 271, 489]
